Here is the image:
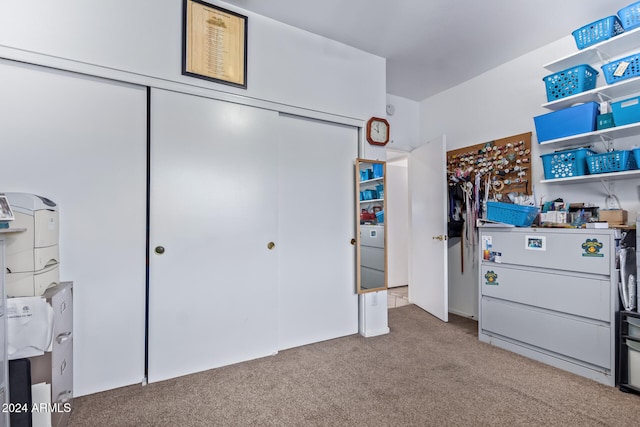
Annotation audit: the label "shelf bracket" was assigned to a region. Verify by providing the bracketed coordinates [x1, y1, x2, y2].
[596, 134, 615, 152]
[594, 48, 611, 64]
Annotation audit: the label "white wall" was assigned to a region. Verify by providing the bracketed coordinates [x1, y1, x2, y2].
[0, 0, 386, 396]
[0, 0, 385, 121]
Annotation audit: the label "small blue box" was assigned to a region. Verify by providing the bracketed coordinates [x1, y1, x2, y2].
[360, 169, 373, 181]
[611, 96, 640, 126]
[375, 210, 384, 223]
[534, 102, 599, 143]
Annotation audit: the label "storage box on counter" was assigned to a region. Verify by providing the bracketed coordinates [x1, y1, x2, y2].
[599, 209, 628, 225]
[534, 102, 599, 143]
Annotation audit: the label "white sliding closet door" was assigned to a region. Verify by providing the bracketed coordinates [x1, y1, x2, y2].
[148, 89, 280, 383]
[0, 59, 147, 396]
[277, 114, 358, 350]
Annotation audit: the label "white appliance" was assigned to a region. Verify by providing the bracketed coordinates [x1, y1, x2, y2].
[3, 193, 59, 297]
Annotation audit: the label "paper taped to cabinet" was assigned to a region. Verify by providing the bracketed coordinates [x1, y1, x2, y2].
[7, 296, 54, 359]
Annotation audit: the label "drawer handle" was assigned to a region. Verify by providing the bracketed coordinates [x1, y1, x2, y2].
[56, 390, 72, 404]
[56, 332, 72, 344]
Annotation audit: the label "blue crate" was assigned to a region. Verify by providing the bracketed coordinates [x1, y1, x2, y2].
[375, 210, 384, 224]
[572, 16, 624, 49]
[360, 169, 373, 181]
[611, 96, 640, 126]
[540, 148, 596, 179]
[362, 189, 377, 200]
[372, 163, 384, 178]
[486, 202, 539, 227]
[633, 147, 640, 166]
[543, 65, 598, 102]
[601, 52, 640, 84]
[587, 150, 637, 174]
[533, 102, 599, 143]
[618, 1, 640, 30]
[375, 184, 384, 199]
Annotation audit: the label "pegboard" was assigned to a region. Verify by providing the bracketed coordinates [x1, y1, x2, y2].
[447, 132, 532, 200]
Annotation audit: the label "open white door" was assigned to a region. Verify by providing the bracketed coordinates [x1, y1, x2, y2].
[409, 136, 448, 321]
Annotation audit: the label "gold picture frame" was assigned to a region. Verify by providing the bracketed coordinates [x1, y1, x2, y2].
[182, 0, 247, 88]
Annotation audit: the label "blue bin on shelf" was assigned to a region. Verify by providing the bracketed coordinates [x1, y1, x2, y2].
[543, 64, 598, 102]
[540, 148, 596, 179]
[572, 16, 624, 49]
[375, 210, 384, 224]
[372, 163, 384, 178]
[612, 96, 640, 126]
[618, 1, 640, 30]
[533, 102, 599, 143]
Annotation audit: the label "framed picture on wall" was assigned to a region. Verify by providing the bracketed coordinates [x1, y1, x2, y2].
[182, 0, 248, 89]
[0, 195, 14, 221]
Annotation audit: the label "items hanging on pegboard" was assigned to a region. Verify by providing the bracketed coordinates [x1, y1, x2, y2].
[447, 132, 533, 253]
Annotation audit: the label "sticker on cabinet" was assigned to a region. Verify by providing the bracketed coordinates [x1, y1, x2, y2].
[581, 238, 604, 257]
[525, 235, 546, 251]
[484, 270, 498, 286]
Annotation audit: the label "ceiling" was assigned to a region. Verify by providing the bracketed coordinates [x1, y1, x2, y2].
[228, 0, 635, 101]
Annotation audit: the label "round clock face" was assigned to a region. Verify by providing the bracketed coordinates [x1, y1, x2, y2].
[367, 117, 390, 146]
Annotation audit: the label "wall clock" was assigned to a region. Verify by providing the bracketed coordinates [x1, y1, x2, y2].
[366, 117, 390, 146]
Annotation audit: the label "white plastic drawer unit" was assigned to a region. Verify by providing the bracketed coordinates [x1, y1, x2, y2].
[481, 264, 610, 321]
[481, 228, 614, 276]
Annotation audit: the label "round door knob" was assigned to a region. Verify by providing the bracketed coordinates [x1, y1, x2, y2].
[155, 246, 165, 254]
[267, 242, 275, 250]
[350, 238, 356, 245]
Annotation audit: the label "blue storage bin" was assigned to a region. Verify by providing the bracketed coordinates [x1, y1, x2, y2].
[611, 96, 640, 126]
[543, 65, 598, 102]
[597, 113, 616, 130]
[618, 1, 640, 30]
[375, 210, 384, 224]
[572, 16, 624, 49]
[587, 150, 637, 174]
[633, 147, 640, 166]
[372, 163, 384, 178]
[360, 169, 373, 181]
[486, 202, 539, 227]
[533, 102, 599, 143]
[375, 184, 384, 199]
[362, 189, 377, 200]
[601, 52, 640, 84]
[540, 148, 596, 179]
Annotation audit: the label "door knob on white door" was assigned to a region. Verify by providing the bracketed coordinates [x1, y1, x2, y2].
[155, 246, 165, 254]
[432, 235, 447, 241]
[267, 242, 275, 250]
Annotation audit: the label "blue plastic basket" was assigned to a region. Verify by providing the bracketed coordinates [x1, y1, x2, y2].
[533, 102, 599, 142]
[572, 16, 624, 49]
[601, 52, 640, 84]
[540, 148, 596, 179]
[486, 202, 539, 227]
[375, 210, 384, 224]
[633, 147, 640, 166]
[618, 1, 640, 30]
[586, 150, 637, 174]
[611, 96, 640, 126]
[543, 65, 598, 102]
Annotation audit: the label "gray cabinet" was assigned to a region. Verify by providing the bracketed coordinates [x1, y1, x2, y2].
[30, 281, 73, 427]
[478, 227, 617, 386]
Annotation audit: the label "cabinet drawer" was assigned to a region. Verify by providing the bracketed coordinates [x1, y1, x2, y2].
[481, 297, 611, 369]
[481, 264, 610, 321]
[47, 283, 73, 351]
[481, 229, 613, 275]
[361, 246, 384, 270]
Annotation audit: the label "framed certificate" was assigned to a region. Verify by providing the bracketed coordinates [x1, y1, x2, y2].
[182, 0, 248, 88]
